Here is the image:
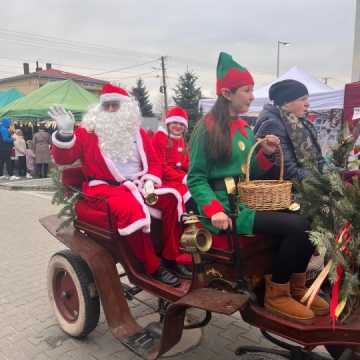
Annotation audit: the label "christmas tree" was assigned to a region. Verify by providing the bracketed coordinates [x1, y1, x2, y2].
[131, 78, 154, 117]
[173, 70, 202, 138]
[296, 132, 360, 323]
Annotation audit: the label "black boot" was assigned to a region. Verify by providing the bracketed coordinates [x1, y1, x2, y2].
[162, 259, 192, 280]
[152, 266, 180, 287]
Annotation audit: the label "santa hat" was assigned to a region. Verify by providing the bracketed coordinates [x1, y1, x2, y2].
[100, 83, 129, 103]
[165, 106, 188, 128]
[216, 52, 254, 96]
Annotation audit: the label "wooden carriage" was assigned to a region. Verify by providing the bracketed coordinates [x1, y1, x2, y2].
[40, 167, 360, 360]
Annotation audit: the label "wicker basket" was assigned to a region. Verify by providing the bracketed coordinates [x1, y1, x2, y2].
[238, 138, 292, 211]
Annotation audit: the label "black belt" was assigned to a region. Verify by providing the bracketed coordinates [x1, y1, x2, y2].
[209, 176, 241, 192]
[87, 176, 124, 186]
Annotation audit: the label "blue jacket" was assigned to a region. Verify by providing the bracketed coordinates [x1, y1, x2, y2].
[0, 117, 13, 144]
[254, 104, 325, 181]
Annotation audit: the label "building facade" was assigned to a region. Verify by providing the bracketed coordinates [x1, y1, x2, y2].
[0, 63, 106, 95]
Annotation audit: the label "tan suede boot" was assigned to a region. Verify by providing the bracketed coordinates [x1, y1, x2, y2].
[290, 272, 329, 316]
[264, 275, 314, 324]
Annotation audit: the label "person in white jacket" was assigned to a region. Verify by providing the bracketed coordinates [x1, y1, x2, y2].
[13, 129, 26, 177]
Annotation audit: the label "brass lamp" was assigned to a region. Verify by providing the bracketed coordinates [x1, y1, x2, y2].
[180, 213, 212, 288]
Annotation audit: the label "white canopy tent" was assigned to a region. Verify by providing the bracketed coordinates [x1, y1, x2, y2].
[199, 66, 344, 114]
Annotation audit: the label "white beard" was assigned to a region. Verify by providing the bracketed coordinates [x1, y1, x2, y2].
[81, 100, 141, 163]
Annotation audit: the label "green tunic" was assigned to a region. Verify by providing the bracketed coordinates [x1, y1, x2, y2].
[187, 116, 273, 235]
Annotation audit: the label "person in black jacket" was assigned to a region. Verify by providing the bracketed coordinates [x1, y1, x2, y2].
[254, 80, 325, 181]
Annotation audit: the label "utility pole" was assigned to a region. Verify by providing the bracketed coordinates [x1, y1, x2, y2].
[160, 56, 168, 112]
[352, 0, 360, 81]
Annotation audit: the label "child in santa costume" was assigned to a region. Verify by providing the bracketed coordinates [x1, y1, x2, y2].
[152, 106, 191, 205]
[187, 52, 328, 322]
[49, 83, 191, 286]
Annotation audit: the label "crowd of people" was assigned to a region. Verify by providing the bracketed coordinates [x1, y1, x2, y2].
[0, 120, 52, 180]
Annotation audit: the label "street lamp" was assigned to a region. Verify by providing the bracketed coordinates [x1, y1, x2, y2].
[276, 41, 291, 77]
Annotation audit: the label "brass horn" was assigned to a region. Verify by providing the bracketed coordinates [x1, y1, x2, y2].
[143, 180, 158, 206]
[144, 192, 158, 206]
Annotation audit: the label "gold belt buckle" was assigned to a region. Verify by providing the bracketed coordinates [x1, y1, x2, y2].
[224, 176, 236, 194]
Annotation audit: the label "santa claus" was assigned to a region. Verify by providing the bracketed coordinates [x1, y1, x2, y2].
[49, 83, 191, 286]
[152, 106, 195, 210]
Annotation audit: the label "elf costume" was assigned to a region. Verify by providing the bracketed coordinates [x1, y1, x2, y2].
[188, 52, 273, 235]
[152, 106, 191, 204]
[187, 52, 329, 322]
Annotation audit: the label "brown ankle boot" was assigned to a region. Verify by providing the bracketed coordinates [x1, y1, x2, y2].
[290, 272, 329, 316]
[264, 275, 314, 324]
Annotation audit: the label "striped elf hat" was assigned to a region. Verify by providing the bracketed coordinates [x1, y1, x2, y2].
[216, 52, 254, 96]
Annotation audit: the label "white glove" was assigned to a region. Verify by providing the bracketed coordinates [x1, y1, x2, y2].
[48, 105, 75, 136]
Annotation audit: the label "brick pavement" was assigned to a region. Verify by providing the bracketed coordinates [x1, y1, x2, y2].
[0, 189, 331, 359]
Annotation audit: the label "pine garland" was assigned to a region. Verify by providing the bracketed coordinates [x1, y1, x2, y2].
[51, 167, 81, 231]
[296, 132, 360, 321]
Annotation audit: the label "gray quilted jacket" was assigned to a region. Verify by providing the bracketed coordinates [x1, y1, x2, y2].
[254, 104, 325, 181]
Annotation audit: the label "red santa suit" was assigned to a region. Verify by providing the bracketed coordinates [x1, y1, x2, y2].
[152, 107, 191, 203]
[51, 86, 186, 274]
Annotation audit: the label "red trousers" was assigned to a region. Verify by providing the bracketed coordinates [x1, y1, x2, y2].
[82, 183, 182, 273]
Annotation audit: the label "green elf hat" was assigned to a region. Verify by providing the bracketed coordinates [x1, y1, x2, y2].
[216, 52, 254, 96]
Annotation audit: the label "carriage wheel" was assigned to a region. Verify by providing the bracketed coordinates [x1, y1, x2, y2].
[47, 250, 100, 338]
[325, 345, 355, 360]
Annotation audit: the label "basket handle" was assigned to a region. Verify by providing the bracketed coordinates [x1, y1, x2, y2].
[244, 138, 284, 183]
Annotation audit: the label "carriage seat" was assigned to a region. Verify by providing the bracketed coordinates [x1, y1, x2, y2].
[61, 167, 112, 230]
[75, 200, 111, 229]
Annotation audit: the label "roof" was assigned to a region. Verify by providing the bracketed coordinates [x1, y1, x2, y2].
[0, 68, 106, 85]
[254, 66, 333, 98]
[0, 88, 24, 108]
[0, 79, 98, 120]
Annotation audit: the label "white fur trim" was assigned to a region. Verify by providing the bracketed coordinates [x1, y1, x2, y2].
[148, 207, 162, 219]
[52, 132, 76, 149]
[130, 130, 148, 178]
[117, 218, 150, 236]
[153, 187, 184, 221]
[88, 180, 108, 187]
[122, 180, 151, 233]
[182, 174, 187, 185]
[100, 154, 126, 182]
[100, 93, 129, 103]
[165, 116, 188, 128]
[140, 174, 162, 187]
[184, 191, 191, 203]
[158, 126, 168, 135]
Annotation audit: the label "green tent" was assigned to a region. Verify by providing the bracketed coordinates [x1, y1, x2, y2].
[0, 88, 24, 108]
[0, 80, 98, 121]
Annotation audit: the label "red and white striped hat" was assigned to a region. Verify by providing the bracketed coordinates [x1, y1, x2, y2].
[165, 106, 188, 128]
[100, 83, 129, 103]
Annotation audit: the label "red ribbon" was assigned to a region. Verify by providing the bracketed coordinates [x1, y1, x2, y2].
[330, 264, 344, 329]
[329, 222, 352, 328]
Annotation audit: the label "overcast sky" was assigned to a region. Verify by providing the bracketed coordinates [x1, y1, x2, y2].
[0, 0, 356, 107]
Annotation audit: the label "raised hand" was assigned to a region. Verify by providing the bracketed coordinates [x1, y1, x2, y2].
[48, 105, 75, 136]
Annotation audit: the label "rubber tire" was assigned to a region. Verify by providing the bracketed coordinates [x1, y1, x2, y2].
[325, 346, 353, 360]
[47, 250, 100, 339]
